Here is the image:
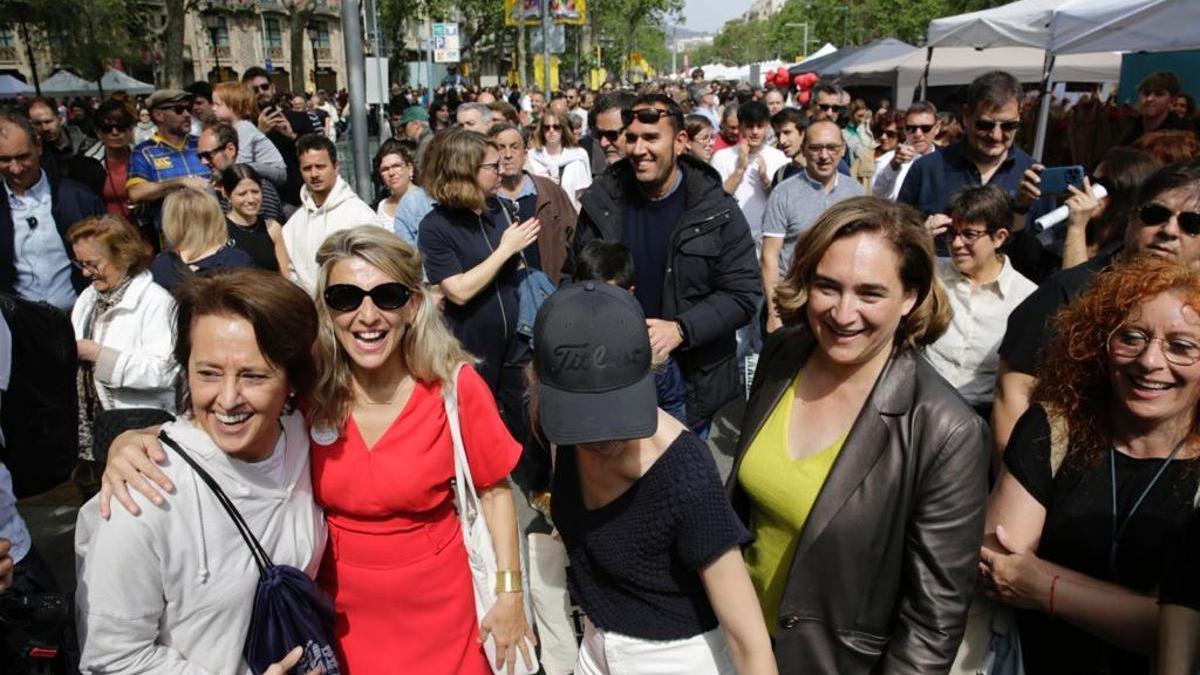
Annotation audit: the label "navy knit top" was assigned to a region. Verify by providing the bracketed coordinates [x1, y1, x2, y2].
[552, 430, 752, 640]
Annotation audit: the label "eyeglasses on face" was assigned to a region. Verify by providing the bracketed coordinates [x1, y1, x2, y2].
[943, 226, 990, 244]
[1107, 326, 1200, 366]
[323, 283, 413, 312]
[973, 119, 1020, 134]
[803, 143, 843, 156]
[1139, 202, 1200, 237]
[880, 129, 899, 139]
[478, 161, 501, 173]
[817, 103, 845, 113]
[71, 257, 103, 273]
[543, 124, 563, 131]
[253, 82, 273, 92]
[905, 123, 934, 134]
[592, 129, 621, 143]
[621, 107, 681, 127]
[97, 122, 131, 134]
[156, 104, 190, 116]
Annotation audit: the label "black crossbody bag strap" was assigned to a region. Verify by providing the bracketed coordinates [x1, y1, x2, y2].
[159, 431, 273, 574]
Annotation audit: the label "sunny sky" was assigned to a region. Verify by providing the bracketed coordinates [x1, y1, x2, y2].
[682, 0, 754, 33]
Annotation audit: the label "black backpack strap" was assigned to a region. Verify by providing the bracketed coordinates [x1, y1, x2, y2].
[159, 431, 273, 573]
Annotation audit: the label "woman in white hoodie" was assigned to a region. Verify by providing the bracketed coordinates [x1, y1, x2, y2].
[75, 269, 327, 674]
[525, 108, 592, 212]
[68, 214, 177, 480]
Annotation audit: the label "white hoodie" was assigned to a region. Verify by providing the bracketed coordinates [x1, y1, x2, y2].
[282, 175, 384, 294]
[75, 412, 326, 674]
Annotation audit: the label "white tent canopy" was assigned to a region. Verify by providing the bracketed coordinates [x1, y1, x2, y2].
[926, 0, 1066, 49]
[39, 70, 100, 97]
[0, 74, 34, 97]
[841, 46, 1118, 106]
[100, 69, 154, 95]
[1049, 0, 1200, 54]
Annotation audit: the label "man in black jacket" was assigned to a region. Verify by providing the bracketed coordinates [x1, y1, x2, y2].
[242, 67, 313, 206]
[569, 93, 761, 434]
[0, 110, 103, 310]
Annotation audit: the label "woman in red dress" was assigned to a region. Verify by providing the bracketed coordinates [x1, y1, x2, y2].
[99, 225, 535, 674]
[307, 225, 534, 673]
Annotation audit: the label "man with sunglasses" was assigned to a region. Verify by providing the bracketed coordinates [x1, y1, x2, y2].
[873, 101, 939, 200]
[242, 67, 312, 206]
[992, 162, 1200, 467]
[898, 71, 1040, 225]
[0, 109, 103, 311]
[569, 94, 760, 436]
[126, 89, 212, 230]
[196, 121, 285, 223]
[579, 91, 634, 178]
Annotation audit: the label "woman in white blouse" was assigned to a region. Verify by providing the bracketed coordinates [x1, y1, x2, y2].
[525, 108, 592, 212]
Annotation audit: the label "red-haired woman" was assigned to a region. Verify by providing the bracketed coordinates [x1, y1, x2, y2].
[984, 256, 1200, 675]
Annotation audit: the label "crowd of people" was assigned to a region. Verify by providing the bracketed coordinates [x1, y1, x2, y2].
[0, 59, 1199, 675]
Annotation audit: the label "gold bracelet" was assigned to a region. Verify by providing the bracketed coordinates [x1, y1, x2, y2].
[494, 570, 522, 594]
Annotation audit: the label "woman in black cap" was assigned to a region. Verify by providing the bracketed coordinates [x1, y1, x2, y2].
[532, 281, 776, 675]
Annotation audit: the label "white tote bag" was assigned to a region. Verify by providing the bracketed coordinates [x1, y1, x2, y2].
[444, 365, 540, 675]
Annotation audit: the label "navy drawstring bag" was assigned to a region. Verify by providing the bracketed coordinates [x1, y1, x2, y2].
[161, 432, 341, 675]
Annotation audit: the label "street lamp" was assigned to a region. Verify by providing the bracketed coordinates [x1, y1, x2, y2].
[201, 5, 223, 83]
[307, 21, 321, 91]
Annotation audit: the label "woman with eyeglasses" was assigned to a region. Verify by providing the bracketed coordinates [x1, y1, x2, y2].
[98, 227, 533, 674]
[373, 139, 416, 224]
[67, 214, 177, 492]
[984, 256, 1200, 675]
[526, 108, 592, 211]
[83, 99, 136, 220]
[418, 129, 539, 399]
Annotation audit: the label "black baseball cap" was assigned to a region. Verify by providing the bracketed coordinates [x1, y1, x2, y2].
[533, 281, 657, 445]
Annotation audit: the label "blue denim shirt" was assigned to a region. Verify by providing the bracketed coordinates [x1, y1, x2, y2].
[6, 170, 75, 310]
[392, 186, 436, 248]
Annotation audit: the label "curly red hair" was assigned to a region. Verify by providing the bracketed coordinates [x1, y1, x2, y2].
[1033, 256, 1200, 461]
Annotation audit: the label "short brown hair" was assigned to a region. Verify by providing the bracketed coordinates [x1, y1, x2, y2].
[423, 128, 496, 212]
[1034, 256, 1200, 461]
[173, 268, 318, 410]
[774, 196, 950, 348]
[947, 185, 1013, 234]
[213, 81, 260, 122]
[66, 214, 153, 276]
[1138, 71, 1182, 97]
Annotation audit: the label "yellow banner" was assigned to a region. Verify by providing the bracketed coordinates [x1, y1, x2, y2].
[505, 0, 587, 26]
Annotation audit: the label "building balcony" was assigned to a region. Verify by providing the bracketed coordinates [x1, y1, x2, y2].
[214, 45, 233, 59]
[267, 46, 284, 60]
[0, 46, 18, 64]
[314, 47, 332, 61]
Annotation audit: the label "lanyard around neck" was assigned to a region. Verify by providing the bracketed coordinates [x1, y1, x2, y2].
[1108, 439, 1186, 575]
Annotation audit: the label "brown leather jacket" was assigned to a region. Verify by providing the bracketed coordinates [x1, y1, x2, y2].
[727, 324, 989, 674]
[529, 174, 576, 286]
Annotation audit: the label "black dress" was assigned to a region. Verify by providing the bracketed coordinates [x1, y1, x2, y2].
[226, 217, 279, 272]
[1005, 405, 1200, 675]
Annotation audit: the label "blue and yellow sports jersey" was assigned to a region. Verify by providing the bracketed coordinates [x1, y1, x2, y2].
[127, 133, 210, 189]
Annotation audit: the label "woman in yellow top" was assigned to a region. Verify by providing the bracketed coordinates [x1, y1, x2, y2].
[728, 196, 990, 675]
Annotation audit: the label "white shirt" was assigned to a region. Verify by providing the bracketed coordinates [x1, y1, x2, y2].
[872, 145, 937, 201]
[925, 256, 1037, 405]
[711, 144, 789, 252]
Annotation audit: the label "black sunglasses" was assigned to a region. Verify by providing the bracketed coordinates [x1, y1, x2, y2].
[621, 107, 682, 127]
[905, 123, 934, 134]
[97, 122, 131, 134]
[592, 129, 621, 143]
[973, 119, 1020, 133]
[197, 149, 217, 163]
[324, 283, 413, 312]
[879, 129, 899, 138]
[1139, 203, 1200, 236]
[817, 103, 846, 113]
[156, 104, 190, 115]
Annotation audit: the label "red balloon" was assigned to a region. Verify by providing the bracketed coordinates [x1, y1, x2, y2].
[803, 72, 820, 86]
[798, 89, 811, 105]
[793, 74, 806, 87]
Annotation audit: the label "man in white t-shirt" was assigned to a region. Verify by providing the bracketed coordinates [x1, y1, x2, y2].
[710, 100, 789, 253]
[873, 101, 941, 200]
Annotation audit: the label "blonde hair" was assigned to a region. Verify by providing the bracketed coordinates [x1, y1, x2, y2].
[161, 187, 229, 256]
[775, 196, 950, 348]
[213, 81, 259, 122]
[308, 226, 477, 431]
[66, 213, 153, 276]
[423, 128, 496, 212]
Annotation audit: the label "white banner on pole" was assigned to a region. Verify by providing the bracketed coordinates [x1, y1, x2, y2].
[433, 22, 461, 63]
